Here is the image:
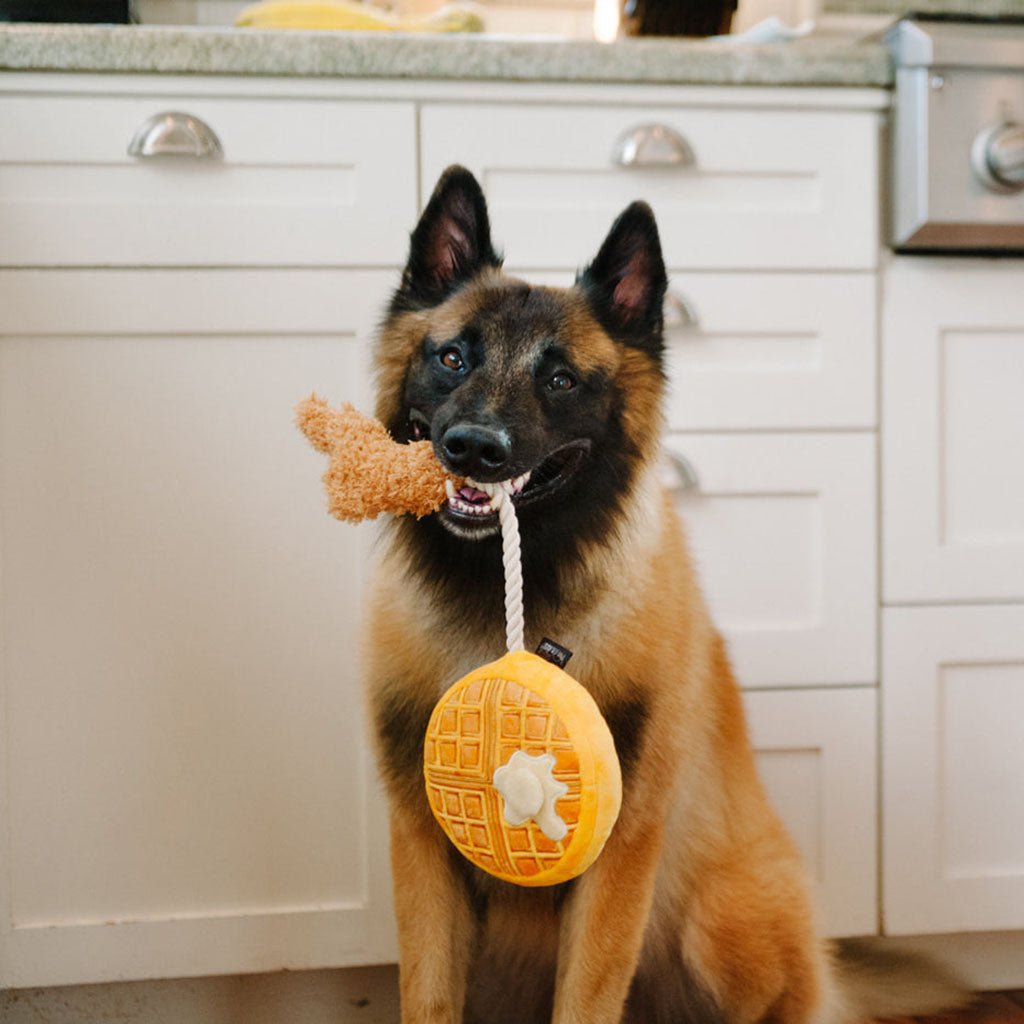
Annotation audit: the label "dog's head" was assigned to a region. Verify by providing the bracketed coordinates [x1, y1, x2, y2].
[375, 166, 667, 549]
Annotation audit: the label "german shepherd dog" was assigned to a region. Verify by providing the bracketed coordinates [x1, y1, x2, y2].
[365, 167, 963, 1024]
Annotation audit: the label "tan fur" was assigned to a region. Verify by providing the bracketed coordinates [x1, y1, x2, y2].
[363, 270, 964, 1024]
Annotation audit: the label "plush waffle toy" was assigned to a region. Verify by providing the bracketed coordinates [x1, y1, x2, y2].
[296, 396, 622, 886]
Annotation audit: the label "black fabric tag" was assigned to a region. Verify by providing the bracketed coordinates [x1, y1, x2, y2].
[536, 637, 573, 668]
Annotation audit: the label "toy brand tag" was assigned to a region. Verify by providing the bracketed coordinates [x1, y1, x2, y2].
[536, 637, 573, 668]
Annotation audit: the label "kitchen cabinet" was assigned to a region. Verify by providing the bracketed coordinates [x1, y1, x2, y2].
[746, 688, 878, 938]
[882, 259, 1024, 604]
[666, 433, 876, 689]
[421, 102, 879, 271]
[883, 605, 1024, 935]
[0, 95, 417, 267]
[0, 71, 892, 987]
[661, 274, 877, 432]
[881, 258, 1024, 946]
[520, 270, 877, 431]
[0, 269, 398, 986]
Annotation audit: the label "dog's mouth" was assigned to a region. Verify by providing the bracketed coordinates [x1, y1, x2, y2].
[443, 441, 591, 537]
[409, 412, 591, 538]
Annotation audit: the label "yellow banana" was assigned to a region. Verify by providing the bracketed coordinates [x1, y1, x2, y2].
[236, 0, 483, 32]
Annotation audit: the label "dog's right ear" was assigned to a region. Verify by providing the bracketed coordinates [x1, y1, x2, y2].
[396, 166, 500, 309]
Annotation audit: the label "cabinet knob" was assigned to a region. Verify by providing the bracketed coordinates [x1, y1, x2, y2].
[664, 291, 699, 330]
[612, 124, 695, 168]
[662, 451, 700, 493]
[128, 111, 224, 160]
[971, 121, 1024, 194]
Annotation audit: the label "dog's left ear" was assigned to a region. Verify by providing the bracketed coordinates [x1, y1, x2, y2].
[579, 201, 667, 354]
[396, 165, 501, 309]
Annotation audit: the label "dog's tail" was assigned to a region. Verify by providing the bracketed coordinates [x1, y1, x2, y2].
[829, 938, 971, 1021]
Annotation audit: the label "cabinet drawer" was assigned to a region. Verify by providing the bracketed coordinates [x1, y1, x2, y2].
[882, 259, 1024, 604]
[883, 605, 1024, 935]
[521, 270, 876, 430]
[421, 103, 878, 271]
[668, 432, 877, 687]
[745, 688, 877, 937]
[0, 95, 416, 267]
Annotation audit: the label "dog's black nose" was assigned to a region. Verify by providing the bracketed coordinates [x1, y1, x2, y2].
[441, 423, 512, 477]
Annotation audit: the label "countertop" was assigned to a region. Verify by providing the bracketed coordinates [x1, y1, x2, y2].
[0, 23, 893, 87]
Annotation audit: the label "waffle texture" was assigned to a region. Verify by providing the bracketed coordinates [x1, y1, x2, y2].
[423, 650, 622, 886]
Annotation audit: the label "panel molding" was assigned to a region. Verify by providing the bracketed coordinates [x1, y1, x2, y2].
[669, 432, 877, 688]
[0, 271, 398, 987]
[883, 605, 1024, 935]
[883, 259, 1024, 604]
[745, 688, 878, 938]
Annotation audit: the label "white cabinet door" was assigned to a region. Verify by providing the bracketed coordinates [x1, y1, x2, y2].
[0, 94, 417, 266]
[883, 605, 1024, 935]
[667, 433, 877, 688]
[0, 269, 398, 987]
[745, 688, 878, 938]
[882, 259, 1024, 604]
[515, 270, 876, 431]
[421, 103, 879, 270]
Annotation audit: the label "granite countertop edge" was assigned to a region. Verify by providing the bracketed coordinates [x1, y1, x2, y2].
[0, 24, 895, 87]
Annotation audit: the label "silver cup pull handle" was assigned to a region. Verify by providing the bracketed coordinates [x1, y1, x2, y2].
[661, 451, 700, 493]
[612, 124, 696, 168]
[664, 291, 699, 330]
[128, 111, 224, 159]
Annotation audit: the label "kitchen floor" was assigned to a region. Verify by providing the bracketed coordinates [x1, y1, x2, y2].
[1, 976, 1021, 1024]
[888, 991, 1024, 1023]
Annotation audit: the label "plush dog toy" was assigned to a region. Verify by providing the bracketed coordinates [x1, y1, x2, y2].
[295, 395, 457, 522]
[296, 394, 622, 886]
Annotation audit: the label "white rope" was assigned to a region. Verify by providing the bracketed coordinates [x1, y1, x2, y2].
[476, 481, 525, 653]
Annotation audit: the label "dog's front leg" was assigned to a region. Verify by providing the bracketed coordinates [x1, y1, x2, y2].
[391, 809, 475, 1024]
[551, 820, 662, 1024]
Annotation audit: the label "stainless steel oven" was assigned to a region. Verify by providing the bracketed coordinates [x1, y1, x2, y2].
[888, 17, 1024, 252]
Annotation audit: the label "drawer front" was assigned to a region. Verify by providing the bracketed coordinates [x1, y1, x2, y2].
[519, 270, 876, 430]
[421, 103, 878, 271]
[883, 259, 1024, 604]
[668, 433, 877, 688]
[883, 605, 1024, 935]
[745, 687, 877, 938]
[0, 95, 416, 267]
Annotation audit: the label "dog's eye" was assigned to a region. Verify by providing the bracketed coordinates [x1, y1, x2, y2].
[439, 348, 465, 372]
[548, 372, 576, 392]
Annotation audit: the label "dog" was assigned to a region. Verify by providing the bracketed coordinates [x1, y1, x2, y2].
[364, 166, 964, 1024]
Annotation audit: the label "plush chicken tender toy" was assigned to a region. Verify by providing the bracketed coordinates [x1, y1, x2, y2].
[296, 396, 622, 886]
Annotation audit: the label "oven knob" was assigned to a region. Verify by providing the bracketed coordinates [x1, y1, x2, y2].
[971, 122, 1024, 194]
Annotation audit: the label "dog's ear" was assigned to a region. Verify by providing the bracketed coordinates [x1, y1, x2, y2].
[579, 201, 667, 354]
[396, 165, 500, 309]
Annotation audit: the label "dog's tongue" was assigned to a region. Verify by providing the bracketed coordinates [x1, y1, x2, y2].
[458, 485, 490, 504]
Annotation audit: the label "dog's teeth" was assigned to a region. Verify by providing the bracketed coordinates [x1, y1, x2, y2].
[448, 491, 495, 517]
[445, 479, 455, 500]
[509, 471, 531, 494]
